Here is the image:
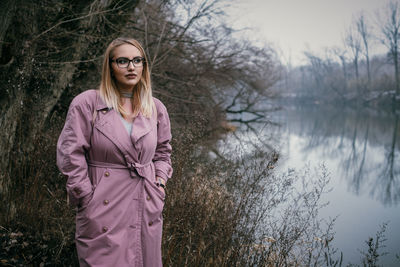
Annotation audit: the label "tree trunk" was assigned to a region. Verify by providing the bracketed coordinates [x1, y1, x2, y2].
[366, 52, 371, 85]
[0, 0, 139, 219]
[354, 58, 359, 81]
[394, 49, 400, 102]
[0, 0, 17, 59]
[340, 56, 347, 89]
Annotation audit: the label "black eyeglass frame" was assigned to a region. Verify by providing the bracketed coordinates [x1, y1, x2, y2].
[110, 56, 146, 68]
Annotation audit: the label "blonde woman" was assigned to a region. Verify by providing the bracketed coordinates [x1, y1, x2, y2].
[57, 37, 172, 267]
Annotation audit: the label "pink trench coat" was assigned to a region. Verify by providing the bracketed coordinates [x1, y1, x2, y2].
[57, 90, 173, 267]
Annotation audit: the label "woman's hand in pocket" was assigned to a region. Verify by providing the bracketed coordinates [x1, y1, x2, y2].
[77, 191, 93, 211]
[156, 177, 166, 195]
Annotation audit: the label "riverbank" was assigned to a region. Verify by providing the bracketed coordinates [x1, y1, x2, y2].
[238, 100, 400, 266]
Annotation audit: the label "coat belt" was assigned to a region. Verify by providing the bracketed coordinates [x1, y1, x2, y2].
[87, 159, 152, 179]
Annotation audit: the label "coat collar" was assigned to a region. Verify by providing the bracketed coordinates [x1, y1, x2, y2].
[94, 94, 153, 143]
[95, 94, 108, 111]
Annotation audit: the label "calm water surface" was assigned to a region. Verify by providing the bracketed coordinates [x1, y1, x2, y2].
[229, 103, 400, 266]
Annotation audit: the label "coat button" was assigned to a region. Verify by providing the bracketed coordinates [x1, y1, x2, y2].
[148, 221, 153, 226]
[104, 171, 110, 177]
[146, 196, 151, 201]
[102, 226, 108, 232]
[103, 199, 109, 205]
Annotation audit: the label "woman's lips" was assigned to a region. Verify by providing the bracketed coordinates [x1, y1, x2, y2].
[125, 74, 137, 79]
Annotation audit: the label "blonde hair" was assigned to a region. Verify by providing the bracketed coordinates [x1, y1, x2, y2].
[99, 37, 155, 118]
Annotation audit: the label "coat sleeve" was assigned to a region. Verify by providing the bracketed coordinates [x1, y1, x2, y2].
[153, 99, 173, 181]
[57, 94, 94, 206]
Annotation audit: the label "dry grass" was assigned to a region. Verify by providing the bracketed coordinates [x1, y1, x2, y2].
[0, 110, 392, 266]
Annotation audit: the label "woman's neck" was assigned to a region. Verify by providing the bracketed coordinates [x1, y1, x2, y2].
[120, 91, 133, 98]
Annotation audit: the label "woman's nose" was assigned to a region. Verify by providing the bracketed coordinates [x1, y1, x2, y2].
[127, 61, 135, 70]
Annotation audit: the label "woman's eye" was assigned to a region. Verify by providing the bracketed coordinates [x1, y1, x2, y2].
[133, 58, 142, 64]
[117, 58, 128, 64]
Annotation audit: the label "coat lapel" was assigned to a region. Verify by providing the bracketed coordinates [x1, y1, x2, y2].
[131, 113, 153, 144]
[95, 110, 136, 159]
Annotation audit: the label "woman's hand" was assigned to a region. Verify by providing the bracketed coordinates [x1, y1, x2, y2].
[77, 191, 93, 211]
[156, 176, 166, 194]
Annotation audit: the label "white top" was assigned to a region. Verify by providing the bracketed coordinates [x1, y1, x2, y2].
[118, 113, 133, 135]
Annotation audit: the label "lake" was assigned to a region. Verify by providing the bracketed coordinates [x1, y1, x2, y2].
[227, 102, 400, 266]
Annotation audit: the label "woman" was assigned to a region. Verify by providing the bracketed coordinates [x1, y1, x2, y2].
[57, 37, 173, 267]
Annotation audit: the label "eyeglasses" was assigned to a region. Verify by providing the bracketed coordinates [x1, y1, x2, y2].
[110, 57, 145, 68]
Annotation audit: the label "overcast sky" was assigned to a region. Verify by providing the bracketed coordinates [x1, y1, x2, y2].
[226, 0, 395, 66]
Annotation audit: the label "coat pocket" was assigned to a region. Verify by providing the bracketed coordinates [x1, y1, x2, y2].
[148, 178, 166, 200]
[143, 178, 165, 225]
[77, 191, 94, 212]
[76, 168, 108, 213]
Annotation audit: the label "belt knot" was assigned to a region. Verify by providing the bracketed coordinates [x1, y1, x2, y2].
[124, 155, 151, 178]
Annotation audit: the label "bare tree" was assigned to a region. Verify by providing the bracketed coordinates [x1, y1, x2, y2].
[356, 13, 372, 85]
[377, 0, 400, 101]
[303, 51, 325, 89]
[330, 46, 349, 86]
[345, 25, 362, 84]
[129, 0, 281, 129]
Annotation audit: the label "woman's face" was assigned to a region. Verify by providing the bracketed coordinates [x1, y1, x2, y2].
[110, 44, 144, 91]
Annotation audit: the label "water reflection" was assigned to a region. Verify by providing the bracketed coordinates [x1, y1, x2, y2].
[375, 114, 399, 205]
[226, 103, 400, 265]
[272, 105, 400, 206]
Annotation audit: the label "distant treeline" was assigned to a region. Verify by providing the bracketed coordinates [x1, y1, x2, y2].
[279, 1, 400, 109]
